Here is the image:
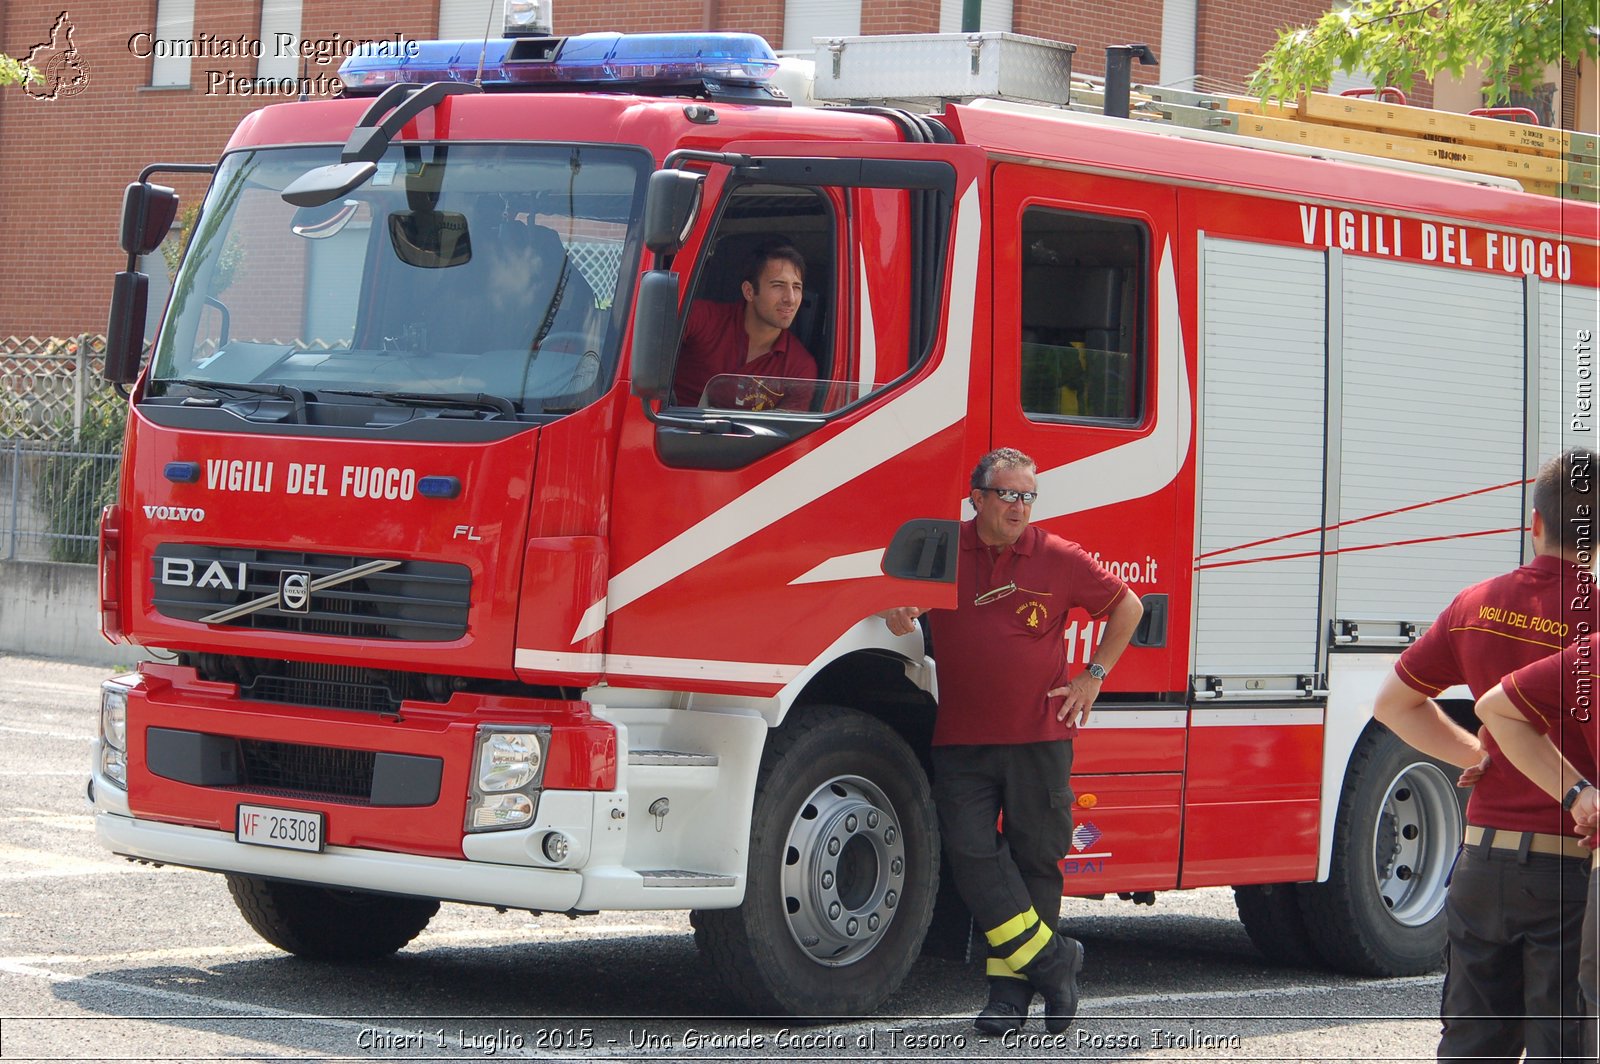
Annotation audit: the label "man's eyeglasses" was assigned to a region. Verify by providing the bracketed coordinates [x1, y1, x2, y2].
[974, 582, 1017, 606]
[979, 487, 1038, 504]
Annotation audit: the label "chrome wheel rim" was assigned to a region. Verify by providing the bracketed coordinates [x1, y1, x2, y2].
[780, 774, 905, 967]
[1372, 760, 1460, 926]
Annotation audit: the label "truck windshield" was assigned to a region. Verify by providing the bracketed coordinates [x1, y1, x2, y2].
[149, 144, 647, 417]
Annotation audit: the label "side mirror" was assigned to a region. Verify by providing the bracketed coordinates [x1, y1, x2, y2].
[629, 270, 683, 401]
[120, 182, 179, 257]
[882, 519, 958, 583]
[642, 170, 705, 256]
[104, 272, 150, 385]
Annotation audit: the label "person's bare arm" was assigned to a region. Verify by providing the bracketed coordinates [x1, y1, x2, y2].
[1373, 669, 1484, 772]
[1052, 590, 1143, 728]
[1476, 683, 1584, 805]
[880, 607, 928, 638]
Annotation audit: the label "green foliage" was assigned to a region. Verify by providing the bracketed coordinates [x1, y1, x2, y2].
[164, 202, 243, 292]
[38, 392, 128, 563]
[0, 52, 38, 87]
[1251, 0, 1599, 105]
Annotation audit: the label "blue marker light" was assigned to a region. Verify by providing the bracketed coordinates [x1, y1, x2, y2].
[418, 476, 461, 499]
[164, 462, 200, 483]
[341, 32, 778, 95]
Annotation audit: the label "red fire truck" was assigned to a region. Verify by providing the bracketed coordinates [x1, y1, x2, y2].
[92, 27, 1599, 1016]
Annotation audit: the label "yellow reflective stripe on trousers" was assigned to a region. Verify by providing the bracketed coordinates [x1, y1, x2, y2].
[986, 957, 1029, 980]
[984, 908, 1039, 947]
[1003, 920, 1053, 971]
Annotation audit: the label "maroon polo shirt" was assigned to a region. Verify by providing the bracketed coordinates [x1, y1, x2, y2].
[926, 520, 1128, 747]
[671, 300, 818, 411]
[1396, 554, 1598, 833]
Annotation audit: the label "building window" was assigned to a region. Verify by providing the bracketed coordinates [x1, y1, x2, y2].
[439, 0, 503, 41]
[257, 0, 304, 80]
[782, 0, 860, 53]
[150, 0, 195, 87]
[938, 0, 1013, 33]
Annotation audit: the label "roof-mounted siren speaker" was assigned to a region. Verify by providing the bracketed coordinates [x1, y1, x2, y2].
[504, 0, 554, 38]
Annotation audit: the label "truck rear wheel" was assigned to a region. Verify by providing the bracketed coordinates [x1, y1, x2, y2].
[692, 705, 939, 1016]
[225, 874, 439, 960]
[1298, 726, 1463, 975]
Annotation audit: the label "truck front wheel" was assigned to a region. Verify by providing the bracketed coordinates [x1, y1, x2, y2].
[692, 705, 939, 1016]
[1298, 726, 1464, 975]
[225, 874, 439, 960]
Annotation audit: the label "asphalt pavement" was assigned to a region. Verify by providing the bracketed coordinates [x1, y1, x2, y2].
[0, 653, 1443, 1061]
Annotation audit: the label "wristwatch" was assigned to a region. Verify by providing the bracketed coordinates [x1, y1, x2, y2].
[1562, 779, 1593, 811]
[1086, 663, 1108, 682]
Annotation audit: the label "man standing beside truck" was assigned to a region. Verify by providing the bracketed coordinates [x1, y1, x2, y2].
[883, 447, 1143, 1035]
[1475, 632, 1600, 1060]
[1371, 447, 1598, 1062]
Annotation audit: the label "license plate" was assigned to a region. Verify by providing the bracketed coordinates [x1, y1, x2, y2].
[236, 804, 325, 853]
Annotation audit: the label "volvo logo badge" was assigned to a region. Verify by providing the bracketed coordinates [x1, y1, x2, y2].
[280, 571, 312, 613]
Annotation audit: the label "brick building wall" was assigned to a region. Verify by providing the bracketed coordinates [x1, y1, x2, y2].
[0, 0, 1484, 336]
[1, 0, 441, 337]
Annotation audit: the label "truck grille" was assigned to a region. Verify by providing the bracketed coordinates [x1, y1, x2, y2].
[151, 545, 470, 641]
[239, 739, 375, 802]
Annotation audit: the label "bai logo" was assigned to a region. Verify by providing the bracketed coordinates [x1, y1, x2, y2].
[160, 557, 247, 590]
[143, 505, 206, 522]
[24, 11, 90, 101]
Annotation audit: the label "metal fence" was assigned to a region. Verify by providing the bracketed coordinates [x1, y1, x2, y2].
[1, 436, 121, 563]
[1, 335, 120, 564]
[1, 334, 109, 441]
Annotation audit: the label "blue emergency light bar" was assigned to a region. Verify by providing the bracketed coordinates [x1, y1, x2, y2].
[340, 32, 779, 96]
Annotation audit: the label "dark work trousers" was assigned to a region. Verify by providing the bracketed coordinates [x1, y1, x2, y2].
[1437, 838, 1591, 1064]
[932, 740, 1077, 1007]
[1583, 871, 1598, 1063]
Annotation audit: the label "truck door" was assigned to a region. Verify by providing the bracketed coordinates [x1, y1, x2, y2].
[598, 143, 986, 698]
[990, 164, 1187, 893]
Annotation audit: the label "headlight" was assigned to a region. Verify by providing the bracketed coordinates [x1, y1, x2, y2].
[467, 793, 534, 830]
[100, 683, 128, 752]
[101, 745, 127, 787]
[476, 730, 544, 793]
[466, 726, 549, 833]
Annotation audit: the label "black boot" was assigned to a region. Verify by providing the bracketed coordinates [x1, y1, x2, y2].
[973, 978, 1033, 1035]
[1029, 936, 1084, 1034]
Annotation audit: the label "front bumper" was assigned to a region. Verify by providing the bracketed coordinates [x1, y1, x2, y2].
[95, 809, 585, 909]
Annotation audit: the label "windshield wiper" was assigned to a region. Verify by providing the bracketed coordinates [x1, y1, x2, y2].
[318, 389, 520, 417]
[160, 377, 309, 422]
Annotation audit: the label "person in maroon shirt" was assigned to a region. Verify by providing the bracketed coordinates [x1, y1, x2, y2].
[883, 448, 1143, 1035]
[1373, 447, 1598, 1062]
[670, 240, 819, 411]
[1477, 634, 1600, 1062]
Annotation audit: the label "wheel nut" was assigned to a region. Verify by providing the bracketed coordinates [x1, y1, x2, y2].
[868, 914, 880, 931]
[885, 828, 896, 844]
[827, 838, 841, 856]
[891, 857, 903, 876]
[821, 871, 834, 889]
[846, 814, 858, 832]
[886, 890, 897, 908]
[867, 812, 879, 828]
[829, 902, 841, 919]
[846, 917, 859, 935]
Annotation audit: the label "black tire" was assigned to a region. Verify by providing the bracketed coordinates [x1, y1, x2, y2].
[1233, 882, 1320, 967]
[1298, 725, 1464, 976]
[225, 874, 439, 961]
[692, 704, 939, 1016]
